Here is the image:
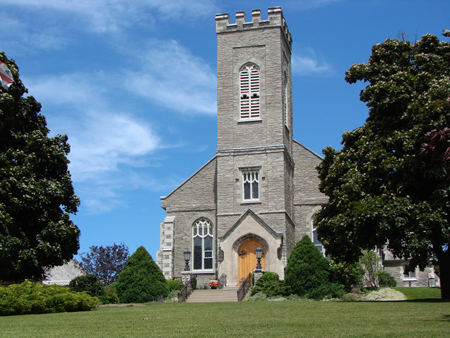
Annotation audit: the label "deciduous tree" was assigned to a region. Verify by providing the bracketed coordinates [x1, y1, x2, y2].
[80, 243, 130, 285]
[315, 32, 450, 298]
[0, 52, 80, 281]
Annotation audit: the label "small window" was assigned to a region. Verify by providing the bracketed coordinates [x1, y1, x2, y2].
[193, 218, 213, 271]
[240, 64, 260, 120]
[403, 266, 417, 279]
[242, 169, 260, 201]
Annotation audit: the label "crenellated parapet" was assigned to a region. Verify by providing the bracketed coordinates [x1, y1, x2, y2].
[215, 7, 292, 50]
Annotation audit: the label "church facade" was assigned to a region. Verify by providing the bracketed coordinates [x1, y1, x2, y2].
[156, 8, 326, 286]
[156, 7, 439, 288]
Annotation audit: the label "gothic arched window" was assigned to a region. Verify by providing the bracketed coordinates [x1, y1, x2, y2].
[239, 63, 260, 120]
[193, 218, 213, 271]
[283, 72, 288, 127]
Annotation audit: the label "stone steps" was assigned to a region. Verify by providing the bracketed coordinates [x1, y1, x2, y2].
[186, 287, 239, 303]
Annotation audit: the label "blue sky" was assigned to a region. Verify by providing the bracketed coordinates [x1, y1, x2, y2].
[2, 0, 449, 260]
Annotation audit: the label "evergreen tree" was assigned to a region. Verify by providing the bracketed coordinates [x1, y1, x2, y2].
[0, 52, 80, 281]
[284, 235, 331, 297]
[116, 246, 169, 303]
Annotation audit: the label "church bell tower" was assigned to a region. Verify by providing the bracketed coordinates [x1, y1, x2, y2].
[215, 8, 295, 283]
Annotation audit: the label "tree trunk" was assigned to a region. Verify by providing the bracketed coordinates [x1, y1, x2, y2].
[436, 251, 450, 299]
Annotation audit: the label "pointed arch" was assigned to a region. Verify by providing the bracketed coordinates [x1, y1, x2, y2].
[239, 63, 260, 120]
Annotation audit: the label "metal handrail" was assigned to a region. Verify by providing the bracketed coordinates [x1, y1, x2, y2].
[178, 281, 193, 302]
[218, 273, 227, 289]
[237, 273, 252, 302]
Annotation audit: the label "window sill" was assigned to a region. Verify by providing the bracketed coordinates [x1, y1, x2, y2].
[238, 118, 262, 123]
[191, 270, 215, 274]
[241, 200, 261, 205]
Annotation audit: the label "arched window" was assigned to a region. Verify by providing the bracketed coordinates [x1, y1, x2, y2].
[283, 72, 288, 127]
[193, 218, 213, 271]
[311, 214, 325, 257]
[239, 63, 260, 120]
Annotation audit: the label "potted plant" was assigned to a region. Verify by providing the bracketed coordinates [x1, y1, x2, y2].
[208, 281, 219, 289]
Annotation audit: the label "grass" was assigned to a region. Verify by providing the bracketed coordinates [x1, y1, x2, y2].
[0, 298, 449, 337]
[391, 287, 442, 300]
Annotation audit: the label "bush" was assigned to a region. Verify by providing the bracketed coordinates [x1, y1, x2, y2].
[168, 279, 184, 291]
[0, 281, 100, 316]
[285, 235, 331, 297]
[69, 274, 104, 298]
[191, 277, 197, 290]
[251, 272, 287, 297]
[378, 271, 397, 287]
[305, 282, 345, 300]
[116, 246, 169, 303]
[99, 287, 119, 304]
[330, 261, 364, 292]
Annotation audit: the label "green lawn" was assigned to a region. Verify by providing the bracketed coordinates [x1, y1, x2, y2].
[1, 300, 449, 337]
[392, 287, 442, 300]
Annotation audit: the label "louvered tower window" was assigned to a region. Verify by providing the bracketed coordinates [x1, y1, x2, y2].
[240, 64, 260, 120]
[192, 218, 213, 271]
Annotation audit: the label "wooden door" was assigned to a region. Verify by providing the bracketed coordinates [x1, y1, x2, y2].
[238, 239, 265, 283]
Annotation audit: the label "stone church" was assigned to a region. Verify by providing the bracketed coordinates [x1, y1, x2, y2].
[156, 7, 326, 286]
[156, 7, 438, 288]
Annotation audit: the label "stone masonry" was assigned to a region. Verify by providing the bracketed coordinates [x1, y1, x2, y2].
[155, 7, 432, 288]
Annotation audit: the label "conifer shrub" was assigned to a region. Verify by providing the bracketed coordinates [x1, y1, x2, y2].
[251, 272, 287, 297]
[116, 246, 169, 303]
[284, 235, 331, 297]
[0, 281, 99, 316]
[69, 274, 104, 298]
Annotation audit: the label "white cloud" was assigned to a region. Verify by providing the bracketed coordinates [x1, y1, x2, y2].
[124, 39, 217, 115]
[292, 49, 334, 76]
[3, 0, 218, 33]
[24, 73, 160, 213]
[0, 13, 68, 52]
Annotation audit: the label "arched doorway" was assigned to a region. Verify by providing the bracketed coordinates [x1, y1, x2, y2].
[238, 239, 265, 283]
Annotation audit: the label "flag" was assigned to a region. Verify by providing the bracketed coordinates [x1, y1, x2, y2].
[0, 61, 14, 90]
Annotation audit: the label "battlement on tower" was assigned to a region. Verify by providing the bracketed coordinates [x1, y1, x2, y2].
[215, 7, 292, 49]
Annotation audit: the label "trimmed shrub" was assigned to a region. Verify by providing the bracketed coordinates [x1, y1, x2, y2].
[285, 235, 331, 297]
[69, 274, 104, 298]
[251, 272, 287, 297]
[378, 271, 397, 287]
[116, 246, 169, 303]
[0, 281, 100, 316]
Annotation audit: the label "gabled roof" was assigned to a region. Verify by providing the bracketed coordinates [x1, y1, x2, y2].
[160, 155, 217, 200]
[293, 139, 323, 160]
[219, 209, 283, 241]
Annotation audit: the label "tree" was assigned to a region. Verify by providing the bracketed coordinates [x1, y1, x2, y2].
[0, 52, 80, 282]
[115, 246, 169, 303]
[80, 243, 130, 285]
[315, 32, 450, 298]
[284, 235, 331, 297]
